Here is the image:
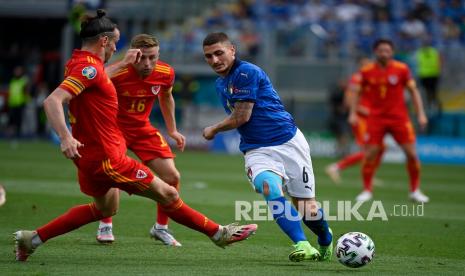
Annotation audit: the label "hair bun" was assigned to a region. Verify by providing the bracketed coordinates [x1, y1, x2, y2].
[96, 9, 106, 18]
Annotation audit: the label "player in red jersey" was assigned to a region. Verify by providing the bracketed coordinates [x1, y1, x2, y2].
[13, 10, 257, 262]
[95, 34, 185, 246]
[349, 39, 429, 203]
[325, 57, 385, 184]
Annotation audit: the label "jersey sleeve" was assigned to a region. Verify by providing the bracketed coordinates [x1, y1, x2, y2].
[347, 72, 362, 93]
[403, 65, 414, 85]
[168, 67, 175, 87]
[59, 63, 101, 96]
[230, 68, 259, 102]
[160, 67, 175, 95]
[358, 70, 367, 89]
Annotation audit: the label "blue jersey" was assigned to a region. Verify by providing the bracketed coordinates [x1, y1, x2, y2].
[215, 60, 297, 152]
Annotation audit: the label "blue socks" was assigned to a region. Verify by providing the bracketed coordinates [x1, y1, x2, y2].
[253, 171, 307, 244]
[268, 196, 306, 243]
[254, 171, 329, 244]
[302, 209, 332, 246]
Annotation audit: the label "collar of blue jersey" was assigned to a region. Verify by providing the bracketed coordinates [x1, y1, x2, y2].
[228, 58, 242, 76]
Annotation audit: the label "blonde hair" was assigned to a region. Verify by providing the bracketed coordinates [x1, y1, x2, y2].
[130, 34, 159, 49]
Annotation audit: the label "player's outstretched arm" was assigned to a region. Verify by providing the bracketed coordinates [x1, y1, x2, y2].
[159, 87, 186, 151]
[406, 80, 428, 130]
[43, 88, 83, 159]
[203, 101, 254, 140]
[105, 49, 141, 78]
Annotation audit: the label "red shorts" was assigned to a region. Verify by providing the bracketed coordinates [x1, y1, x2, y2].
[366, 117, 416, 145]
[352, 115, 368, 146]
[75, 154, 154, 197]
[124, 127, 175, 163]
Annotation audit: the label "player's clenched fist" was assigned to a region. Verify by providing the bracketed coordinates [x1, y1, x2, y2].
[202, 126, 216, 140]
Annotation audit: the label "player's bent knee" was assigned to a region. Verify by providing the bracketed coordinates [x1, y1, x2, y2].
[161, 185, 179, 205]
[404, 149, 418, 160]
[253, 171, 283, 201]
[163, 171, 180, 188]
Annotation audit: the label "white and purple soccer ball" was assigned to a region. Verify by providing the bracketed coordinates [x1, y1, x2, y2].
[336, 232, 375, 268]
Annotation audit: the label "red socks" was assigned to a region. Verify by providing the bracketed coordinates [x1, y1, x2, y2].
[99, 206, 173, 229]
[374, 145, 386, 169]
[407, 157, 420, 192]
[361, 157, 377, 192]
[161, 198, 219, 237]
[37, 203, 104, 242]
[337, 152, 364, 170]
[35, 197, 222, 243]
[362, 146, 419, 192]
[100, 217, 112, 224]
[336, 145, 385, 172]
[157, 181, 179, 227]
[361, 146, 386, 191]
[156, 203, 169, 226]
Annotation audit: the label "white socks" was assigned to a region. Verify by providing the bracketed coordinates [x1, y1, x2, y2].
[99, 222, 112, 228]
[31, 233, 43, 248]
[155, 223, 168, 230]
[211, 225, 224, 241]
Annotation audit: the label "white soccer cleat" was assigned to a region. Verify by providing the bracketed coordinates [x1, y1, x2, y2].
[0, 184, 6, 207]
[14, 230, 37, 261]
[409, 190, 429, 203]
[211, 223, 258, 249]
[96, 224, 115, 244]
[355, 190, 373, 202]
[150, 226, 182, 247]
[325, 164, 341, 184]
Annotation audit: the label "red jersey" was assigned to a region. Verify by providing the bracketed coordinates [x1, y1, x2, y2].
[111, 61, 175, 134]
[59, 50, 125, 160]
[359, 60, 413, 120]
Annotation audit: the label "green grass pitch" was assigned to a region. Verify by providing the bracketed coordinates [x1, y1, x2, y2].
[0, 141, 464, 275]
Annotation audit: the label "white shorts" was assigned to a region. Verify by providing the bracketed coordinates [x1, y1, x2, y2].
[244, 129, 315, 198]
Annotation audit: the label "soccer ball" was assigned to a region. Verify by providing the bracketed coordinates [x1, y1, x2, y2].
[336, 232, 375, 268]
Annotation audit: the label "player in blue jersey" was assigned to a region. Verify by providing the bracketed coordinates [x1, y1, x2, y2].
[202, 32, 333, 262]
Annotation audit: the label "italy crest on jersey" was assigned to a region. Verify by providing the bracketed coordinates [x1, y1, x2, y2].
[228, 83, 234, 94]
[82, 66, 97, 80]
